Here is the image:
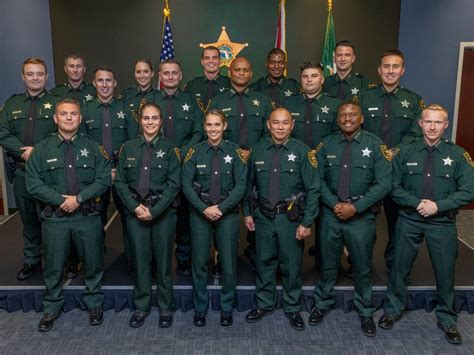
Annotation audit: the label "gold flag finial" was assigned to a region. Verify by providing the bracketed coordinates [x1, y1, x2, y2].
[164, 0, 170, 17]
[328, 0, 332, 12]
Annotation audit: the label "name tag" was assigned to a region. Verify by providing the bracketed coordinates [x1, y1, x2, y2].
[127, 157, 136, 161]
[406, 162, 418, 166]
[368, 107, 378, 111]
[47, 158, 58, 163]
[12, 110, 22, 115]
[326, 155, 336, 159]
[222, 108, 232, 112]
[255, 161, 265, 165]
[197, 164, 206, 168]
[129, 104, 134, 107]
[291, 112, 300, 116]
[195, 93, 201, 97]
[86, 119, 94, 123]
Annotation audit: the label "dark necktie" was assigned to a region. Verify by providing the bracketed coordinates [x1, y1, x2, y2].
[337, 80, 346, 101]
[270, 84, 279, 107]
[209, 146, 221, 204]
[24, 96, 37, 146]
[102, 104, 113, 156]
[421, 147, 436, 200]
[303, 99, 314, 147]
[137, 142, 152, 199]
[70, 89, 80, 102]
[64, 140, 80, 195]
[164, 95, 175, 141]
[268, 144, 281, 206]
[337, 139, 352, 201]
[381, 93, 392, 147]
[236, 93, 248, 149]
[205, 81, 215, 107]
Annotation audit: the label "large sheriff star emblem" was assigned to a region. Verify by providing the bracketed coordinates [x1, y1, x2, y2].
[85, 94, 93, 101]
[321, 106, 330, 114]
[362, 147, 372, 157]
[224, 155, 233, 164]
[287, 153, 297, 161]
[182, 103, 190, 111]
[43, 103, 52, 109]
[156, 149, 165, 158]
[80, 148, 89, 157]
[351, 87, 359, 95]
[117, 111, 125, 119]
[401, 100, 410, 108]
[200, 26, 248, 68]
[443, 156, 453, 166]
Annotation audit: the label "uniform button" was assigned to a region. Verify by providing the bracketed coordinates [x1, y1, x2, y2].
[290, 169, 293, 172]
[83, 164, 87, 167]
[409, 171, 413, 174]
[306, 121, 310, 124]
[105, 123, 109, 127]
[257, 168, 260, 172]
[446, 174, 449, 178]
[363, 165, 366, 168]
[274, 169, 277, 172]
[427, 173, 430, 177]
[159, 165, 162, 168]
[344, 164, 347, 168]
[329, 163, 332, 166]
[240, 114, 244, 117]
[29, 117, 33, 120]
[144, 167, 148, 170]
[68, 165, 72, 168]
[168, 116, 172, 119]
[214, 171, 218, 174]
[322, 120, 326, 123]
[384, 114, 388, 118]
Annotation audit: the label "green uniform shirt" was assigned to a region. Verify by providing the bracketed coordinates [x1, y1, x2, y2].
[25, 132, 111, 212]
[317, 129, 392, 213]
[0, 91, 58, 161]
[283, 92, 341, 149]
[184, 74, 231, 112]
[359, 84, 424, 147]
[209, 87, 272, 149]
[243, 137, 320, 227]
[148, 89, 203, 152]
[181, 140, 247, 214]
[250, 76, 301, 108]
[323, 71, 372, 102]
[391, 138, 474, 223]
[80, 98, 131, 160]
[49, 81, 96, 103]
[118, 86, 157, 132]
[114, 135, 181, 219]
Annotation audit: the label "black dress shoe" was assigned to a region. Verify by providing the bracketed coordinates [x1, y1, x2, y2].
[177, 262, 191, 276]
[378, 312, 401, 330]
[88, 306, 104, 326]
[220, 311, 233, 326]
[308, 307, 328, 326]
[64, 263, 79, 280]
[245, 308, 274, 323]
[360, 316, 376, 337]
[17, 263, 40, 281]
[193, 312, 206, 327]
[212, 262, 222, 279]
[38, 312, 60, 332]
[286, 312, 305, 331]
[159, 313, 173, 328]
[437, 323, 462, 345]
[129, 310, 150, 328]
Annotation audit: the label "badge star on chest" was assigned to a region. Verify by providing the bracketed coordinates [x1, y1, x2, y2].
[351, 87, 359, 95]
[80, 148, 89, 157]
[252, 99, 260, 107]
[219, 87, 226, 92]
[223, 155, 233, 164]
[117, 111, 125, 119]
[156, 149, 165, 158]
[361, 147, 372, 157]
[284, 90, 293, 97]
[443, 156, 453, 166]
[401, 100, 410, 108]
[182, 103, 190, 111]
[287, 153, 297, 161]
[85, 94, 93, 101]
[321, 106, 330, 114]
[43, 103, 52, 109]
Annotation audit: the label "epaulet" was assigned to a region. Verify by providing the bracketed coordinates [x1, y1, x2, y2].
[381, 144, 399, 161]
[307, 150, 318, 168]
[236, 148, 248, 163]
[183, 147, 195, 163]
[99, 146, 110, 160]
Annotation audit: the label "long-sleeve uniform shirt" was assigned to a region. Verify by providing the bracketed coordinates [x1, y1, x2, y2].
[323, 72, 372, 102]
[250, 76, 301, 108]
[184, 74, 231, 113]
[49, 82, 96, 103]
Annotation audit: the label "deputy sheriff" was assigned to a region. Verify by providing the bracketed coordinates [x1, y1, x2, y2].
[149, 59, 203, 276]
[243, 107, 320, 331]
[250, 48, 301, 108]
[322, 40, 372, 102]
[119, 58, 157, 137]
[25, 98, 110, 332]
[114, 102, 181, 329]
[184, 46, 231, 113]
[210, 56, 272, 263]
[359, 48, 424, 270]
[182, 109, 247, 327]
[80, 65, 133, 274]
[309, 101, 392, 337]
[379, 104, 474, 345]
[49, 53, 96, 103]
[0, 57, 58, 280]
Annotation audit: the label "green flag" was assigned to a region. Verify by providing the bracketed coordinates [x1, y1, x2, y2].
[321, 2, 336, 76]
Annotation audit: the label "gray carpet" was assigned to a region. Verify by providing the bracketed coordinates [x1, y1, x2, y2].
[0, 308, 472, 354]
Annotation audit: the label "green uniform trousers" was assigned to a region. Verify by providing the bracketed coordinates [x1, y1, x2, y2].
[384, 215, 458, 326]
[190, 210, 240, 313]
[127, 208, 177, 312]
[13, 172, 42, 264]
[175, 193, 191, 264]
[313, 207, 376, 317]
[42, 214, 104, 314]
[383, 195, 400, 269]
[254, 209, 304, 312]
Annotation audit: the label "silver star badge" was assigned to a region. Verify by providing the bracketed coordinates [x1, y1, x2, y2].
[182, 103, 190, 111]
[401, 100, 410, 108]
[443, 156, 453, 166]
[361, 147, 372, 157]
[351, 87, 359, 95]
[252, 99, 260, 107]
[219, 87, 226, 92]
[284, 90, 293, 97]
[321, 106, 330, 114]
[156, 149, 165, 158]
[85, 94, 93, 101]
[117, 111, 125, 119]
[80, 148, 89, 157]
[43, 103, 52, 109]
[287, 153, 297, 162]
[224, 155, 233, 164]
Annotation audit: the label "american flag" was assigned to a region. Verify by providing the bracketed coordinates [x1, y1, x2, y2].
[160, 16, 175, 61]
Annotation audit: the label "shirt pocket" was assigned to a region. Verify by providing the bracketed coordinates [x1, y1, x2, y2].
[45, 159, 65, 184]
[195, 164, 211, 190]
[435, 165, 456, 198]
[402, 163, 423, 195]
[123, 159, 139, 182]
[255, 163, 269, 187]
[393, 108, 415, 135]
[76, 157, 96, 183]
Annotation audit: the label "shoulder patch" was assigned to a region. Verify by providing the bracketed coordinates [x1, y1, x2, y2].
[463, 151, 474, 168]
[236, 148, 248, 163]
[381, 144, 399, 161]
[183, 147, 195, 163]
[313, 142, 324, 154]
[419, 99, 426, 110]
[174, 147, 181, 162]
[308, 150, 318, 168]
[99, 146, 110, 160]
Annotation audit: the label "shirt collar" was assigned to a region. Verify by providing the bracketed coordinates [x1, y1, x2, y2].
[266, 76, 284, 86]
[140, 134, 161, 148]
[24, 89, 47, 101]
[56, 132, 79, 146]
[337, 129, 362, 144]
[378, 84, 400, 98]
[229, 87, 250, 97]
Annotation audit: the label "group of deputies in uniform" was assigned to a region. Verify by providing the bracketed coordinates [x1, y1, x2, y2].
[0, 40, 473, 346]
